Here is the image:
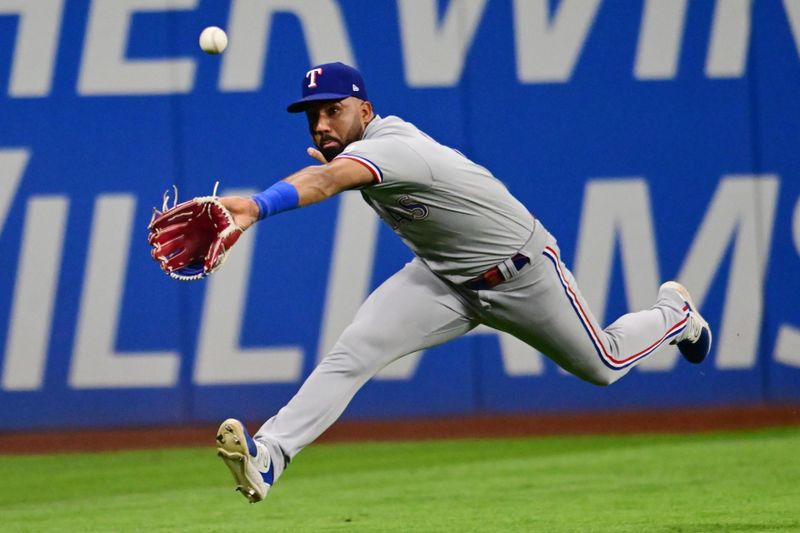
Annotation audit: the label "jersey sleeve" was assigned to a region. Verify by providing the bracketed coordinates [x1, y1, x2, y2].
[334, 138, 432, 189]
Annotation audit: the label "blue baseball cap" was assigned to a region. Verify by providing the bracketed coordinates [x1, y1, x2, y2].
[286, 62, 368, 113]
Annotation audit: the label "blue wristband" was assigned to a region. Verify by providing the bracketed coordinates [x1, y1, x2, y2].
[251, 181, 300, 220]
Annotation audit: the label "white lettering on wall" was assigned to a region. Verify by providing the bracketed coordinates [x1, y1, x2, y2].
[571, 177, 779, 371]
[514, 0, 601, 83]
[0, 149, 27, 236]
[705, 0, 754, 78]
[635, 0, 689, 80]
[0, 149, 44, 391]
[785, 0, 800, 57]
[2, 197, 68, 391]
[0, 0, 64, 97]
[78, 0, 198, 95]
[398, 0, 488, 87]
[773, 194, 800, 367]
[194, 189, 303, 384]
[69, 195, 180, 388]
[221, 0, 355, 92]
[677, 176, 779, 370]
[4, 1, 800, 96]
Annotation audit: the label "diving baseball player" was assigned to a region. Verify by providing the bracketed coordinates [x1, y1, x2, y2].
[212, 62, 712, 503]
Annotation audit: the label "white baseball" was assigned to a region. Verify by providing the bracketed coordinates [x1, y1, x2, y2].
[199, 26, 228, 55]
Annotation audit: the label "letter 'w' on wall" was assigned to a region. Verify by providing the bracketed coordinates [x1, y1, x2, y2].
[513, 0, 602, 83]
[221, 0, 355, 91]
[398, 0, 488, 86]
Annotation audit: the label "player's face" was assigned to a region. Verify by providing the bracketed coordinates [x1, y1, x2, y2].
[306, 98, 372, 162]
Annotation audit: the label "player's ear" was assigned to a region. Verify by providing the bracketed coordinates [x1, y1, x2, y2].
[359, 100, 374, 124]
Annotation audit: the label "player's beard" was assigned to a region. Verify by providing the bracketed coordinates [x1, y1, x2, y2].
[317, 118, 365, 162]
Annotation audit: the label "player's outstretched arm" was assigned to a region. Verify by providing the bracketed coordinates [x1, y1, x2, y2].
[219, 156, 374, 231]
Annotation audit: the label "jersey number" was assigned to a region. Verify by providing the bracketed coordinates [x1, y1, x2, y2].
[385, 195, 429, 228]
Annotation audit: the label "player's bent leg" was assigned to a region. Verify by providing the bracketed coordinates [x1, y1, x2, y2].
[242, 259, 476, 498]
[594, 282, 694, 383]
[476, 237, 696, 386]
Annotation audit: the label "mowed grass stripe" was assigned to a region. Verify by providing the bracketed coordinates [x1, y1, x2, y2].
[0, 428, 798, 532]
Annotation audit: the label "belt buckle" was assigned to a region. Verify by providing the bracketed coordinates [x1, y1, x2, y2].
[465, 253, 531, 291]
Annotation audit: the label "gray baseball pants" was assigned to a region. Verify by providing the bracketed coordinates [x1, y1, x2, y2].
[256, 226, 689, 475]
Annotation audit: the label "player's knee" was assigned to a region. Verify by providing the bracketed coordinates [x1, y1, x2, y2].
[320, 349, 375, 378]
[584, 373, 614, 387]
[327, 326, 397, 377]
[322, 331, 389, 378]
[573, 367, 622, 387]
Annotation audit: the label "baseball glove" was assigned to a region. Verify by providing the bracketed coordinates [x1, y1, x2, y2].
[148, 185, 243, 281]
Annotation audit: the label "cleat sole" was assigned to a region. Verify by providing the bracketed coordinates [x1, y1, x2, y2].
[216, 419, 267, 503]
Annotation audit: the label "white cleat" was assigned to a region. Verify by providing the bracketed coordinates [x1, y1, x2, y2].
[216, 418, 273, 503]
[662, 281, 712, 364]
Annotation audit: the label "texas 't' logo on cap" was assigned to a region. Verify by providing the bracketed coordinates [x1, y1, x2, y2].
[306, 68, 323, 88]
[287, 62, 368, 113]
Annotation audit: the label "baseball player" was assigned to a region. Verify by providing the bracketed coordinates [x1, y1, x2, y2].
[213, 62, 712, 503]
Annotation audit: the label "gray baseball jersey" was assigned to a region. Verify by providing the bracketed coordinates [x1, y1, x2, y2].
[335, 115, 535, 282]
[252, 114, 699, 486]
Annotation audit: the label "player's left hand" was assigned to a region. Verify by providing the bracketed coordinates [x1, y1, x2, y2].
[218, 196, 260, 231]
[306, 147, 327, 164]
[148, 190, 244, 281]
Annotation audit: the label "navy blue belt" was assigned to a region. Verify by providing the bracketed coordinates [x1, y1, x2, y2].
[463, 253, 531, 291]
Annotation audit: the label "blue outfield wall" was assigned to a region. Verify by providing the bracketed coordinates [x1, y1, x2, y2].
[0, 0, 798, 430]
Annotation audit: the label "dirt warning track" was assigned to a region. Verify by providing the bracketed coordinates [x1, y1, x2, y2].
[1, 405, 798, 454]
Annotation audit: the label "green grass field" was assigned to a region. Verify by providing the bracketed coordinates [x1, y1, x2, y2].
[1, 428, 799, 532]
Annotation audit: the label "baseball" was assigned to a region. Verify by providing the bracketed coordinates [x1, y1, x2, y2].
[199, 26, 228, 55]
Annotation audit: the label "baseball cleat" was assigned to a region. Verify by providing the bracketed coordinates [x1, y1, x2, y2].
[662, 281, 712, 364]
[216, 418, 273, 503]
